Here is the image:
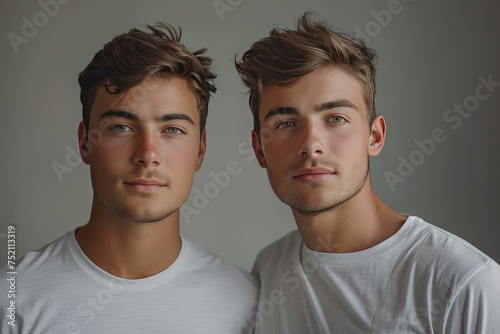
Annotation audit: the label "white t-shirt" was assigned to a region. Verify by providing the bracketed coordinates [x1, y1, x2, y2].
[0, 231, 258, 334]
[252, 216, 500, 334]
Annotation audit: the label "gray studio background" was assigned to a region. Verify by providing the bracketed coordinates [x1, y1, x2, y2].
[1, 0, 499, 272]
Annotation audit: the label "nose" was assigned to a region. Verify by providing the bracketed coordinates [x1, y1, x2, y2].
[133, 130, 160, 167]
[298, 122, 324, 157]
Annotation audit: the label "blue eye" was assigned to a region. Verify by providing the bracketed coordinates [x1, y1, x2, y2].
[276, 120, 296, 129]
[329, 116, 346, 123]
[165, 127, 183, 135]
[113, 125, 131, 132]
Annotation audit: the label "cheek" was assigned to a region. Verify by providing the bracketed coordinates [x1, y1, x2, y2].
[89, 142, 122, 166]
[330, 131, 367, 157]
[168, 140, 201, 168]
[262, 143, 291, 184]
[262, 135, 292, 156]
[262, 144, 288, 173]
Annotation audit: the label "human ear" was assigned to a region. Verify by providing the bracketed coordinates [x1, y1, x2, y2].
[195, 129, 206, 171]
[251, 129, 267, 168]
[78, 121, 91, 165]
[368, 115, 386, 157]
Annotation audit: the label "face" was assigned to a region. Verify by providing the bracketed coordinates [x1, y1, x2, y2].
[252, 66, 385, 215]
[78, 76, 205, 223]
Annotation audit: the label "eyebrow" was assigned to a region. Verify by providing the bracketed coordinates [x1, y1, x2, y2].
[156, 113, 194, 125]
[99, 110, 138, 121]
[99, 110, 194, 125]
[263, 107, 298, 121]
[315, 99, 358, 113]
[263, 99, 359, 122]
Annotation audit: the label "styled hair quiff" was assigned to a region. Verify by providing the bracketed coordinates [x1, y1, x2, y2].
[235, 12, 377, 134]
[78, 22, 216, 135]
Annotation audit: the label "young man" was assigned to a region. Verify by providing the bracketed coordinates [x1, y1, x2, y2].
[0, 23, 257, 333]
[235, 13, 500, 333]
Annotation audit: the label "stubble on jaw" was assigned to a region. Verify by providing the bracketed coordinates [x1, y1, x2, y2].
[291, 165, 370, 217]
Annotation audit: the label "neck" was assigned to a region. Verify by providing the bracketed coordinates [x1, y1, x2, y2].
[293, 176, 406, 253]
[76, 200, 181, 279]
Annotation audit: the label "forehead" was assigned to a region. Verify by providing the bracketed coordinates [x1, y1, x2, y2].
[91, 76, 199, 121]
[259, 66, 366, 116]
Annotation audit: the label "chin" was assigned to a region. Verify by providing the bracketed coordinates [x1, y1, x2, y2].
[289, 194, 351, 216]
[118, 208, 176, 224]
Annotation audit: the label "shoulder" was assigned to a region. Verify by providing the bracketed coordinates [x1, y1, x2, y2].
[2, 231, 73, 277]
[408, 218, 500, 332]
[408, 217, 495, 266]
[256, 230, 302, 262]
[252, 230, 302, 275]
[405, 216, 500, 289]
[179, 237, 258, 292]
[1, 231, 74, 287]
[0, 231, 76, 312]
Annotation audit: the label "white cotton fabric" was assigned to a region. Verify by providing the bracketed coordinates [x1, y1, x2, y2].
[252, 216, 500, 334]
[0, 231, 258, 334]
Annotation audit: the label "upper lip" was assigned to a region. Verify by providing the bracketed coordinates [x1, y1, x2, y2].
[293, 167, 334, 177]
[124, 179, 165, 186]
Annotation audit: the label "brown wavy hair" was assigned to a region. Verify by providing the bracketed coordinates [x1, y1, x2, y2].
[78, 22, 216, 136]
[235, 12, 377, 134]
